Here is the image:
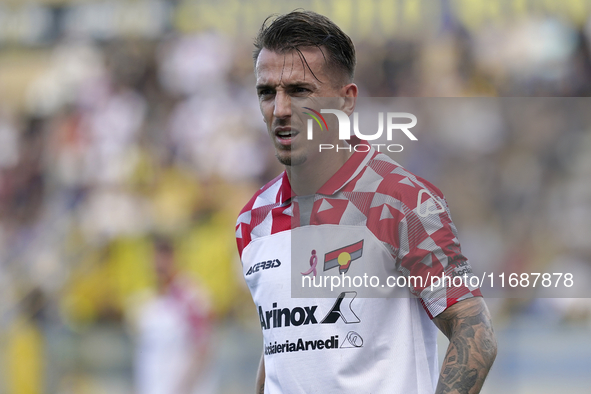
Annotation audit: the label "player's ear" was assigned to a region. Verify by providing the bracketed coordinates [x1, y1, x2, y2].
[341, 83, 358, 116]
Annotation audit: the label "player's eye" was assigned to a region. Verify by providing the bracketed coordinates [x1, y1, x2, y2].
[292, 87, 311, 95]
[257, 89, 274, 99]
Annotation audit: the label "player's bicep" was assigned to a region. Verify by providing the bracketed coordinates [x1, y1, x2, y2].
[432, 297, 490, 339]
[433, 297, 497, 394]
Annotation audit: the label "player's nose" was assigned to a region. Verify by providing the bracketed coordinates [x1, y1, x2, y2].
[273, 91, 291, 119]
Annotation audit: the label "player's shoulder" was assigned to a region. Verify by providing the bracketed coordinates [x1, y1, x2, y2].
[236, 172, 286, 221]
[236, 172, 288, 258]
[368, 152, 445, 207]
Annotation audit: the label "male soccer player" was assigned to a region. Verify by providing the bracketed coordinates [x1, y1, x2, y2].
[236, 11, 497, 394]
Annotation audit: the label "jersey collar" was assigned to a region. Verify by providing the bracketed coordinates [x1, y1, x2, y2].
[317, 145, 375, 195]
[278, 144, 375, 200]
[278, 171, 293, 204]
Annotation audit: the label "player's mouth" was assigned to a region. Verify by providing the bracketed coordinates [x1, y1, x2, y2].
[274, 127, 299, 146]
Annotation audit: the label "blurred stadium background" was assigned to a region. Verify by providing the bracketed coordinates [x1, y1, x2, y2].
[0, 0, 590, 393]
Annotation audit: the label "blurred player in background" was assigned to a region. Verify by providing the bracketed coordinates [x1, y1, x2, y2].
[236, 11, 497, 394]
[133, 237, 217, 394]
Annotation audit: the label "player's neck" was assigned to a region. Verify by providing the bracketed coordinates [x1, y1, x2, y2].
[285, 149, 352, 196]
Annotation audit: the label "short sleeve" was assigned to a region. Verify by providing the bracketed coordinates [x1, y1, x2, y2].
[395, 184, 482, 319]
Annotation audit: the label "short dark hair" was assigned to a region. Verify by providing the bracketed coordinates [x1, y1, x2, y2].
[253, 10, 356, 83]
[152, 234, 174, 254]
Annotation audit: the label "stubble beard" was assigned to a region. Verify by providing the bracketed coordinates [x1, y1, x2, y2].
[276, 150, 307, 167]
[271, 118, 308, 166]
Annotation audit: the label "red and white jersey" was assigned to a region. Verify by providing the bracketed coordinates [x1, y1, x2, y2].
[236, 147, 481, 394]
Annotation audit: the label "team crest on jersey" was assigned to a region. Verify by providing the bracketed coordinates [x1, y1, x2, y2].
[324, 240, 364, 274]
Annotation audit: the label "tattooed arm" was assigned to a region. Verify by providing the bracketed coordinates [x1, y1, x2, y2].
[432, 297, 497, 394]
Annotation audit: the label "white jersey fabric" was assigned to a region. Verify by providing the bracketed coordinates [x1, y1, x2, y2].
[134, 278, 216, 394]
[236, 147, 481, 394]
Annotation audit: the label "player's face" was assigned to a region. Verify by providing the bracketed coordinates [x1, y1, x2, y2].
[255, 47, 345, 166]
[154, 249, 175, 284]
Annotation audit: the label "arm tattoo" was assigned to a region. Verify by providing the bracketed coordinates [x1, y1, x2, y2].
[433, 298, 497, 394]
[259, 384, 264, 394]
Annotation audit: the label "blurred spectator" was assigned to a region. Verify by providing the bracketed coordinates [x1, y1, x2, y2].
[6, 288, 46, 394]
[130, 237, 217, 394]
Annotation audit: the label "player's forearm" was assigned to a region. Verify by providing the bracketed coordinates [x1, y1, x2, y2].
[256, 352, 265, 394]
[434, 298, 497, 394]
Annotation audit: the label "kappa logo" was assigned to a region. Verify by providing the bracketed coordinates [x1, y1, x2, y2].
[258, 291, 360, 330]
[417, 189, 445, 218]
[324, 240, 364, 274]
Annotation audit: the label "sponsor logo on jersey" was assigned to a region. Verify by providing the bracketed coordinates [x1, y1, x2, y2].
[245, 259, 281, 276]
[417, 189, 445, 218]
[450, 260, 473, 277]
[321, 292, 360, 323]
[341, 331, 364, 348]
[264, 335, 339, 355]
[324, 240, 364, 274]
[258, 291, 359, 330]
